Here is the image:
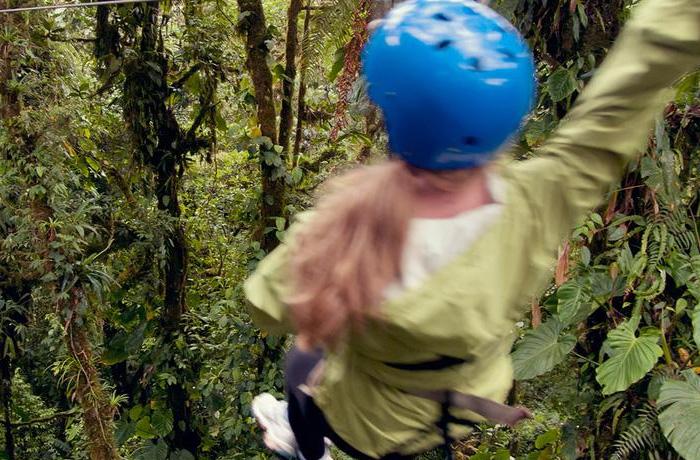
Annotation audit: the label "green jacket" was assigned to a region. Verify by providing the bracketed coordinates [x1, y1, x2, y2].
[245, 0, 700, 456]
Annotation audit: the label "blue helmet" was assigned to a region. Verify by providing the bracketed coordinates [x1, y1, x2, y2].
[362, 0, 536, 170]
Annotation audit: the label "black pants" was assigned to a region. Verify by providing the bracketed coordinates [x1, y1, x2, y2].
[285, 346, 412, 460]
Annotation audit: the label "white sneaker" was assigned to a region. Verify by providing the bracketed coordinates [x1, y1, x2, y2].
[252, 392, 334, 460]
[252, 393, 298, 458]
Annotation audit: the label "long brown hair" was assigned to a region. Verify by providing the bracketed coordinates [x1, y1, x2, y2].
[288, 160, 476, 348]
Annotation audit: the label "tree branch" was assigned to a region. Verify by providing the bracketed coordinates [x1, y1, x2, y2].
[2, 408, 79, 429]
[45, 33, 97, 43]
[185, 102, 217, 143]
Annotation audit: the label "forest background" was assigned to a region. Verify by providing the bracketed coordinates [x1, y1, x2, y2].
[0, 0, 699, 458]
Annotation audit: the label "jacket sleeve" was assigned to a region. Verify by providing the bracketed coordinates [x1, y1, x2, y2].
[242, 213, 314, 336]
[243, 238, 294, 336]
[508, 0, 700, 246]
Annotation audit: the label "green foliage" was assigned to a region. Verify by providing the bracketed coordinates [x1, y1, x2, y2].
[102, 322, 147, 365]
[301, 0, 359, 77]
[546, 68, 578, 103]
[511, 318, 577, 380]
[596, 317, 663, 395]
[556, 280, 593, 326]
[658, 371, 700, 459]
[1, 371, 67, 459]
[692, 304, 700, 349]
[610, 402, 660, 460]
[507, 1, 700, 459]
[467, 424, 570, 460]
[133, 439, 168, 460]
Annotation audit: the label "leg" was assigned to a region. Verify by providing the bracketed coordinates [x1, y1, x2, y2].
[285, 346, 328, 460]
[284, 346, 415, 460]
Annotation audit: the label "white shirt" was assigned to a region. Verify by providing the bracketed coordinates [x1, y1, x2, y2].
[384, 173, 506, 298]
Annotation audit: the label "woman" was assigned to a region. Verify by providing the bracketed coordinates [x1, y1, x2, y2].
[245, 0, 700, 459]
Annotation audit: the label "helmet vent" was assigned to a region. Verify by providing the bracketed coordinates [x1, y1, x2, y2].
[498, 48, 517, 61]
[436, 39, 453, 49]
[433, 13, 451, 21]
[465, 57, 483, 71]
[462, 136, 479, 146]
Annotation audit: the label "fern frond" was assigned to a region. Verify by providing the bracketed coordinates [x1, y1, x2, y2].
[640, 222, 668, 273]
[610, 402, 661, 460]
[656, 207, 697, 251]
[300, 0, 358, 78]
[649, 224, 668, 270]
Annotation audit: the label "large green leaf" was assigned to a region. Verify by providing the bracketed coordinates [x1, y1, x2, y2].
[557, 281, 591, 326]
[511, 318, 576, 380]
[675, 70, 700, 105]
[151, 409, 174, 437]
[596, 319, 663, 395]
[101, 337, 129, 365]
[546, 67, 577, 102]
[102, 321, 147, 365]
[134, 439, 168, 460]
[658, 370, 700, 460]
[170, 450, 195, 460]
[327, 47, 345, 82]
[135, 416, 159, 439]
[115, 418, 136, 446]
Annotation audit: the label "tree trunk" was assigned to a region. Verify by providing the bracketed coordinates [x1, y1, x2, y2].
[236, 0, 276, 143]
[66, 288, 120, 460]
[94, 5, 120, 78]
[156, 161, 188, 333]
[144, 5, 199, 454]
[0, 0, 19, 121]
[155, 158, 198, 456]
[117, 3, 202, 454]
[237, 0, 286, 253]
[293, 0, 313, 160]
[166, 382, 199, 454]
[278, 0, 302, 153]
[124, 2, 191, 335]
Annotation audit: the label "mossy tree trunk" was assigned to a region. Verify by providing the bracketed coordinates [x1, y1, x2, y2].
[237, 0, 286, 254]
[65, 288, 120, 460]
[292, 0, 313, 160]
[123, 3, 205, 454]
[279, 0, 303, 154]
[0, 0, 19, 121]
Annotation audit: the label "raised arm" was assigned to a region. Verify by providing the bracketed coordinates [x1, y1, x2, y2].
[508, 0, 700, 241]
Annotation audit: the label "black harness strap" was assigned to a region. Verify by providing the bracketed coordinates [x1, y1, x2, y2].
[379, 357, 531, 459]
[406, 389, 532, 460]
[438, 395, 455, 460]
[383, 355, 472, 371]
